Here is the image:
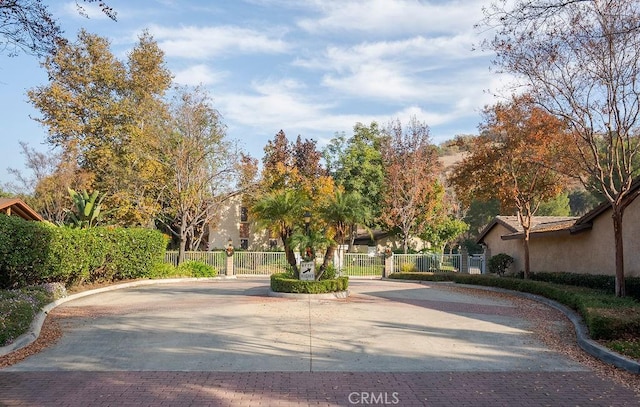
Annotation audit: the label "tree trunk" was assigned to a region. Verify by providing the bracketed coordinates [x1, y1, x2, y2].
[523, 227, 530, 279]
[612, 206, 626, 297]
[178, 233, 186, 266]
[317, 244, 336, 280]
[177, 214, 188, 265]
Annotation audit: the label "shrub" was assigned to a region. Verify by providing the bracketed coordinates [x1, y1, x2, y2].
[0, 214, 168, 288]
[177, 261, 218, 277]
[488, 253, 514, 276]
[318, 264, 337, 280]
[529, 271, 640, 300]
[400, 262, 418, 273]
[148, 262, 179, 278]
[0, 286, 54, 345]
[270, 273, 349, 294]
[0, 214, 55, 288]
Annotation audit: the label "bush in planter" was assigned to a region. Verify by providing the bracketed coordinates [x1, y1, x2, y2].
[270, 272, 349, 294]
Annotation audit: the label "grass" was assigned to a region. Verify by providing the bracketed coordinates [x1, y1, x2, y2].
[601, 338, 640, 360]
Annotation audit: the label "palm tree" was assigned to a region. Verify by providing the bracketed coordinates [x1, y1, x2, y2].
[319, 190, 369, 273]
[251, 189, 308, 275]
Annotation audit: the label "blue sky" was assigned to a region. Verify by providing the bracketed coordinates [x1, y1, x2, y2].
[0, 0, 504, 187]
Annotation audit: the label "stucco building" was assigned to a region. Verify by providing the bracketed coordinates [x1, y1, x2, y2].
[477, 185, 640, 277]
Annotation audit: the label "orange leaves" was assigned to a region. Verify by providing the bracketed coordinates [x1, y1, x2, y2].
[449, 94, 570, 215]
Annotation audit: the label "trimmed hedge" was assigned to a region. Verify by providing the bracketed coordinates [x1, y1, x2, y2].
[270, 273, 349, 294]
[388, 272, 640, 340]
[528, 271, 640, 301]
[0, 214, 168, 288]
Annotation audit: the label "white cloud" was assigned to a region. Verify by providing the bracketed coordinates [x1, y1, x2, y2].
[297, 0, 486, 37]
[148, 24, 289, 59]
[219, 79, 332, 130]
[173, 64, 226, 86]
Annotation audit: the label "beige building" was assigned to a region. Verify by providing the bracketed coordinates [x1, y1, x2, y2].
[207, 196, 278, 251]
[477, 186, 640, 277]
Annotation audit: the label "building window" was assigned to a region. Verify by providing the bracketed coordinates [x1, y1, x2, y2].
[240, 239, 249, 250]
[240, 206, 248, 222]
[239, 223, 250, 238]
[269, 239, 278, 249]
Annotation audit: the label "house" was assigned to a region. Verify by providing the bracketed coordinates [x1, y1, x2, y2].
[0, 198, 43, 221]
[207, 195, 277, 251]
[477, 185, 640, 277]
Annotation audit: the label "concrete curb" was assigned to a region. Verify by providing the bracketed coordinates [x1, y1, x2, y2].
[421, 281, 640, 374]
[268, 289, 350, 299]
[0, 276, 238, 357]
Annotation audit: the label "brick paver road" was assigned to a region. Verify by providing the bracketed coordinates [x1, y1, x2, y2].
[1, 279, 638, 406]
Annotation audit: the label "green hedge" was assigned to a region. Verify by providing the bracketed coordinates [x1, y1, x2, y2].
[528, 271, 640, 301]
[0, 214, 168, 288]
[389, 272, 640, 340]
[270, 273, 349, 294]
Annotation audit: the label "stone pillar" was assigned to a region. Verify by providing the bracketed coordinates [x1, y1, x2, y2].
[383, 253, 393, 278]
[225, 251, 234, 276]
[460, 247, 469, 274]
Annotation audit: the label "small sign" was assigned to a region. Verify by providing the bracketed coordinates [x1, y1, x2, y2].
[299, 261, 315, 281]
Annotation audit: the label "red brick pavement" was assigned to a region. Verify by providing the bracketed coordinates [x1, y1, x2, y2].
[0, 371, 638, 406]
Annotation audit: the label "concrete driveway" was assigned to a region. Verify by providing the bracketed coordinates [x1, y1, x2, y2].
[4, 279, 586, 372]
[1, 278, 638, 406]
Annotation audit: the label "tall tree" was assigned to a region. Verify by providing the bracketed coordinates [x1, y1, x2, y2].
[380, 117, 443, 253]
[449, 95, 569, 278]
[482, 0, 640, 296]
[158, 87, 239, 264]
[318, 190, 368, 273]
[28, 30, 172, 226]
[0, 0, 115, 58]
[323, 122, 385, 246]
[256, 130, 336, 267]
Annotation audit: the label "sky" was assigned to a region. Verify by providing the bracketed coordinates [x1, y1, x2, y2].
[0, 0, 506, 188]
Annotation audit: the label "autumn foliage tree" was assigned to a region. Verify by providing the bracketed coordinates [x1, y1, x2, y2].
[449, 95, 569, 278]
[481, 0, 640, 296]
[380, 117, 443, 253]
[157, 87, 241, 264]
[253, 130, 335, 270]
[28, 30, 173, 226]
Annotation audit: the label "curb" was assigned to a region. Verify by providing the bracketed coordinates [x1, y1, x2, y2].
[0, 276, 238, 357]
[427, 281, 640, 374]
[268, 289, 350, 299]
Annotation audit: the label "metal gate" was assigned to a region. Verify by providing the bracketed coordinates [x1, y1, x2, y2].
[468, 254, 485, 274]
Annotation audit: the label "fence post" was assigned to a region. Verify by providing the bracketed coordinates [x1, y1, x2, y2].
[460, 247, 469, 274]
[383, 253, 393, 278]
[225, 249, 235, 276]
